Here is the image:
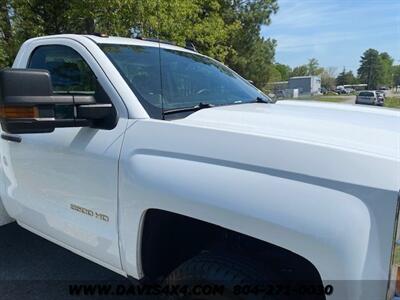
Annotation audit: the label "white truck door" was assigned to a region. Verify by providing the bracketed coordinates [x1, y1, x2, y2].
[1, 41, 128, 272]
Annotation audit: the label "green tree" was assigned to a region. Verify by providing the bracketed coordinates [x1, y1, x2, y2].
[218, 0, 278, 88]
[290, 59, 324, 78]
[275, 63, 291, 81]
[306, 58, 323, 76]
[0, 0, 18, 67]
[320, 67, 337, 90]
[357, 48, 384, 90]
[1, 0, 279, 87]
[379, 52, 394, 87]
[393, 65, 400, 91]
[336, 68, 357, 85]
[291, 65, 308, 77]
[83, 0, 237, 61]
[267, 65, 282, 83]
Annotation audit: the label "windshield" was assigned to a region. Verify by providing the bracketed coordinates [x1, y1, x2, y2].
[100, 44, 267, 119]
[359, 92, 374, 97]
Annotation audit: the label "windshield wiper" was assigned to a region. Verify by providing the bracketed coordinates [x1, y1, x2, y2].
[162, 97, 269, 118]
[163, 102, 215, 116]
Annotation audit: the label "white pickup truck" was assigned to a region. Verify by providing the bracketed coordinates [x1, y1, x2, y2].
[0, 34, 399, 300]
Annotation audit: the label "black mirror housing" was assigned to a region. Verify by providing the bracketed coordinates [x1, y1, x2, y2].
[0, 69, 115, 134]
[0, 68, 75, 133]
[1, 68, 54, 102]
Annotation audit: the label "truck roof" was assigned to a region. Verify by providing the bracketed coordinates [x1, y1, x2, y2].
[25, 34, 197, 54]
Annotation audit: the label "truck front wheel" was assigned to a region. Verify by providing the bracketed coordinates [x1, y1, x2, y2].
[163, 253, 276, 300]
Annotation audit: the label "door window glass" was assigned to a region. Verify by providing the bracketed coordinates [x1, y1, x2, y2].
[29, 45, 96, 94]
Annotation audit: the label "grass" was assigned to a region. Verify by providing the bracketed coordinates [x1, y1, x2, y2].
[294, 94, 400, 108]
[297, 95, 349, 103]
[395, 246, 400, 266]
[312, 96, 347, 103]
[284, 92, 400, 108]
[384, 97, 400, 109]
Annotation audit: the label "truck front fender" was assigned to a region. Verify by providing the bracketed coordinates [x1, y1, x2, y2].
[118, 120, 398, 300]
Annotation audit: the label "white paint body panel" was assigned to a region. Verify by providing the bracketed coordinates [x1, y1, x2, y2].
[3, 36, 129, 273]
[1, 35, 399, 300]
[119, 110, 399, 299]
[0, 200, 13, 226]
[0, 134, 14, 226]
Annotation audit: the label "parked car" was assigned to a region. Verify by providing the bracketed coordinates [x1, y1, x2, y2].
[335, 85, 351, 94]
[0, 34, 399, 300]
[335, 87, 351, 95]
[376, 90, 386, 102]
[320, 87, 337, 95]
[356, 90, 383, 106]
[335, 88, 346, 94]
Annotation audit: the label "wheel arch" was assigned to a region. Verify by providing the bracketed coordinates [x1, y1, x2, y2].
[138, 208, 325, 288]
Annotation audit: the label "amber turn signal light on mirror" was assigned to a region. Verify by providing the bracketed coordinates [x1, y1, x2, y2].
[0, 106, 39, 119]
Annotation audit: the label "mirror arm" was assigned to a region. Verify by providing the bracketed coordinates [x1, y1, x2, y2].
[76, 104, 113, 120]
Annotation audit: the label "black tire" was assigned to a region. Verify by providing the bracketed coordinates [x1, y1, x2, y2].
[162, 253, 277, 300]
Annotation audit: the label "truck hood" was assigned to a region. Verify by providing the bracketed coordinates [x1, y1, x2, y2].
[175, 100, 400, 160]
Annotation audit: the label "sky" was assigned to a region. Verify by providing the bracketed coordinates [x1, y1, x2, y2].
[261, 0, 400, 74]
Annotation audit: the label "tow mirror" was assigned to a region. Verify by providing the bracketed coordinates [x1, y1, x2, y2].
[0, 68, 115, 134]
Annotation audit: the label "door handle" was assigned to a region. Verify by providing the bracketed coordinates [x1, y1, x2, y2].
[1, 134, 22, 143]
